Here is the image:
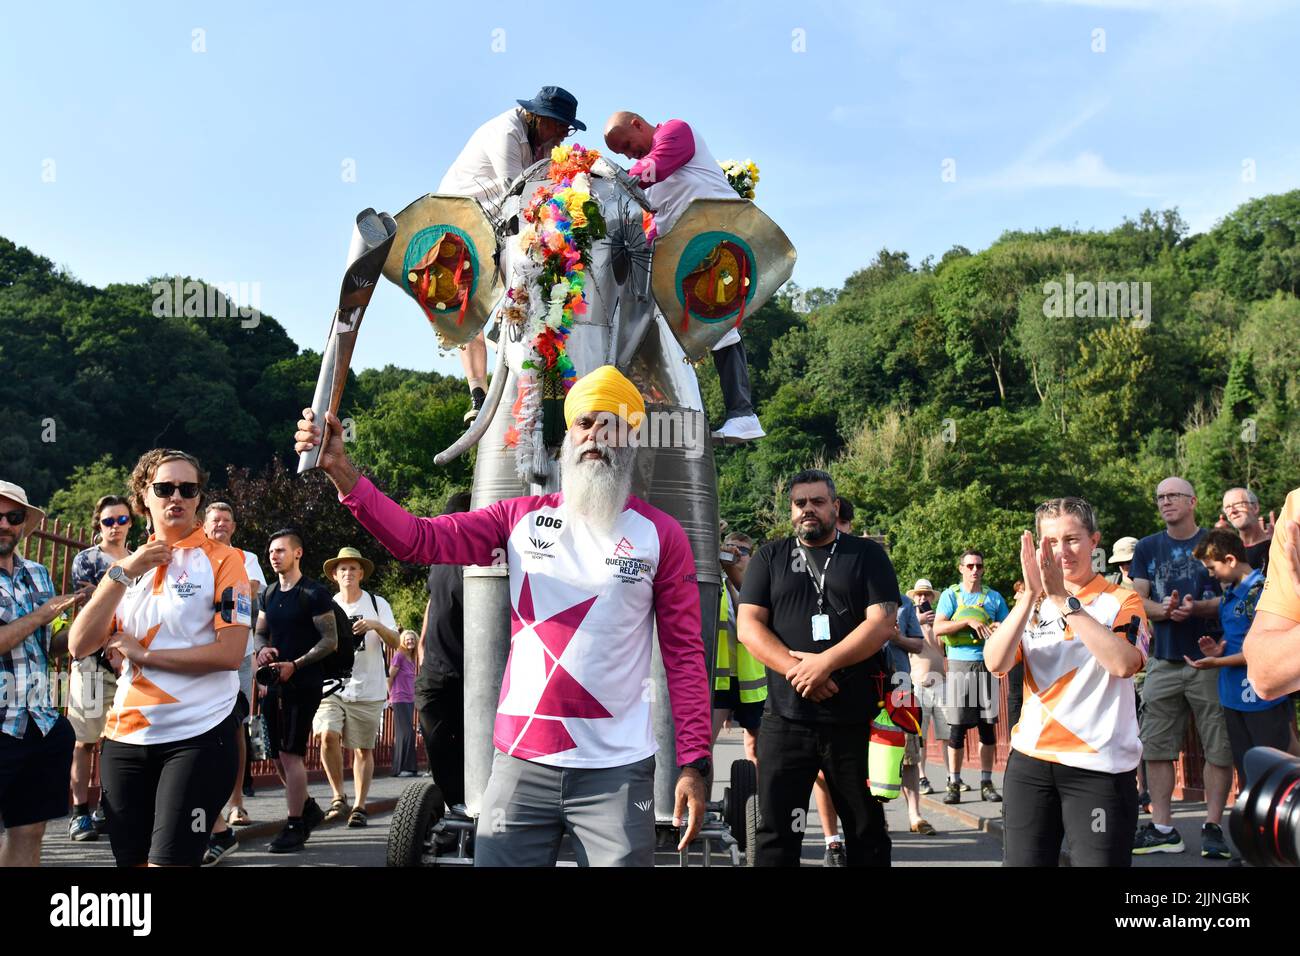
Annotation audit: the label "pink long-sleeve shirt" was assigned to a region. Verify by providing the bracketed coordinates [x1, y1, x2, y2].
[340, 475, 712, 768]
[629, 119, 735, 242]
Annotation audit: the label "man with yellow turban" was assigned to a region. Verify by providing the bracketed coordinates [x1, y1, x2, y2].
[293, 365, 711, 867]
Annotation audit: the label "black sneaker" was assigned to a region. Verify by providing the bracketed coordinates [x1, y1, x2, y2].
[1201, 822, 1231, 860]
[957, 779, 972, 792]
[202, 829, 239, 866]
[918, 777, 934, 795]
[823, 842, 847, 867]
[980, 782, 1003, 803]
[90, 806, 109, 836]
[463, 387, 487, 423]
[302, 797, 325, 836]
[943, 783, 961, 805]
[1137, 790, 1151, 814]
[268, 822, 307, 854]
[1132, 822, 1184, 855]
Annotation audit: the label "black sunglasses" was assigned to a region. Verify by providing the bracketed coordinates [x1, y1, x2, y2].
[151, 482, 201, 500]
[0, 509, 27, 527]
[100, 514, 131, 528]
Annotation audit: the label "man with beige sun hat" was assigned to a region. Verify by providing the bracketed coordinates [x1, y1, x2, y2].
[314, 546, 401, 828]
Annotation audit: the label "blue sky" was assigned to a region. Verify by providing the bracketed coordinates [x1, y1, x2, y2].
[3, 0, 1297, 377]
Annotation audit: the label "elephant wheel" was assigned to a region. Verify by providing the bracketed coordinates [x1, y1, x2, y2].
[726, 758, 757, 850]
[386, 780, 445, 867]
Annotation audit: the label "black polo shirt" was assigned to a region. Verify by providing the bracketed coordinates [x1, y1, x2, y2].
[739, 533, 900, 724]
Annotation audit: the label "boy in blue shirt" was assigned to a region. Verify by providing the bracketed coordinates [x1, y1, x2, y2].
[1189, 529, 1293, 783]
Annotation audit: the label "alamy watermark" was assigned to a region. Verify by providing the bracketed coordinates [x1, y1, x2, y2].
[151, 278, 261, 328]
[1042, 274, 1150, 328]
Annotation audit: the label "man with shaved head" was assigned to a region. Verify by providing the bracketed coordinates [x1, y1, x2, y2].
[1130, 476, 1233, 859]
[603, 110, 765, 444]
[1222, 487, 1272, 575]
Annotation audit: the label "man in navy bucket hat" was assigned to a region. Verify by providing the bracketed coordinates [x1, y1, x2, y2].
[438, 86, 585, 423]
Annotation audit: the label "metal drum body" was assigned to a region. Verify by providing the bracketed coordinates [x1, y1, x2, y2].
[458, 167, 721, 823]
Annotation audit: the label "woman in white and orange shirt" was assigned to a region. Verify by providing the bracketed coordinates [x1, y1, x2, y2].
[69, 449, 250, 867]
[984, 497, 1149, 867]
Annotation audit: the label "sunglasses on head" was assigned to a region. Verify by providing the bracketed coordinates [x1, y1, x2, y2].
[151, 482, 201, 500]
[0, 509, 27, 527]
[100, 514, 131, 528]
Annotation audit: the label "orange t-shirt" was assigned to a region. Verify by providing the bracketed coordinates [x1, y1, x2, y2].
[1010, 575, 1150, 773]
[106, 528, 251, 744]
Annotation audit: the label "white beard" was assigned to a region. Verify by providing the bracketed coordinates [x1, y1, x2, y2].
[559, 433, 636, 536]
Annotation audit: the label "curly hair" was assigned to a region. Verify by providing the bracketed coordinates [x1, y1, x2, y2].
[127, 448, 209, 519]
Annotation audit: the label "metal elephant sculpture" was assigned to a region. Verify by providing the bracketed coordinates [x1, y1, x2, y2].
[299, 153, 795, 825]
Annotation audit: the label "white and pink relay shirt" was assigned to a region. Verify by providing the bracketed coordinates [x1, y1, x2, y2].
[340, 476, 712, 769]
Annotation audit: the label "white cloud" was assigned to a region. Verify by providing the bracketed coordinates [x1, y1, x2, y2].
[973, 150, 1154, 191]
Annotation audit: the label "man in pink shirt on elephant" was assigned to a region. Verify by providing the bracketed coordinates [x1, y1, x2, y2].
[293, 364, 712, 866]
[604, 112, 765, 444]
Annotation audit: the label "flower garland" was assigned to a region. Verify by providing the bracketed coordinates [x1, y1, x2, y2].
[501, 143, 606, 480]
[719, 158, 759, 200]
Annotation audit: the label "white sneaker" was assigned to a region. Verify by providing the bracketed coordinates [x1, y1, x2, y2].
[711, 414, 766, 443]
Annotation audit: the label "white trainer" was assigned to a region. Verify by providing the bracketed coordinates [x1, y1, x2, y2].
[711, 414, 766, 443]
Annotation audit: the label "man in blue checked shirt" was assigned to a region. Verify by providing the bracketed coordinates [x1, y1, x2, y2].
[0, 480, 84, 866]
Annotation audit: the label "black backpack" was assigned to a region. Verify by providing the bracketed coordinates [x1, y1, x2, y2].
[263, 577, 355, 697]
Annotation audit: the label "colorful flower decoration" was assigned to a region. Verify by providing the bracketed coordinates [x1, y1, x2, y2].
[502, 144, 606, 480]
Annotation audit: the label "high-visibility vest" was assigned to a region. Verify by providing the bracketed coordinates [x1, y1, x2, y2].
[714, 583, 768, 703]
[867, 709, 905, 800]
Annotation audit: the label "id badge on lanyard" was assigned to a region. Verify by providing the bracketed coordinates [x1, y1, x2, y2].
[802, 532, 839, 642]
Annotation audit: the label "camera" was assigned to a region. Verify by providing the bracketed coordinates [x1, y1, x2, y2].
[1228, 746, 1300, 866]
[255, 663, 280, 687]
[349, 614, 367, 650]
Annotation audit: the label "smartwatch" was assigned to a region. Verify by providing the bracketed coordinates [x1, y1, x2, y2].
[1062, 595, 1084, 618]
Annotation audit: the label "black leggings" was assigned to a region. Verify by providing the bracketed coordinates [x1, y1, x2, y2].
[1001, 749, 1138, 867]
[948, 720, 998, 748]
[100, 712, 240, 866]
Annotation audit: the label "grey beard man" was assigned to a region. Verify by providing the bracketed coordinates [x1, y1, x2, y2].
[558, 430, 638, 535]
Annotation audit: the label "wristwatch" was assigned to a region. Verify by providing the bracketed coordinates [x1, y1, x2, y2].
[1061, 595, 1084, 618]
[680, 757, 712, 777]
[106, 565, 134, 588]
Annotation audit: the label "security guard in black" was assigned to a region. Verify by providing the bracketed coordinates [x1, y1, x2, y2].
[739, 533, 900, 724]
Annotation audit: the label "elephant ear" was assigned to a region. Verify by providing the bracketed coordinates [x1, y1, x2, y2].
[381, 194, 505, 348]
[650, 198, 796, 362]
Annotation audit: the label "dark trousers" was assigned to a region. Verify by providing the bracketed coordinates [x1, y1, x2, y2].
[755, 712, 891, 866]
[414, 670, 464, 808]
[711, 340, 755, 420]
[1001, 749, 1137, 867]
[390, 702, 418, 775]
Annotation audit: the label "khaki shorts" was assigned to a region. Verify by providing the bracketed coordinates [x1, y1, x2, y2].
[67, 659, 118, 744]
[312, 695, 384, 750]
[902, 732, 922, 767]
[1140, 657, 1233, 766]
